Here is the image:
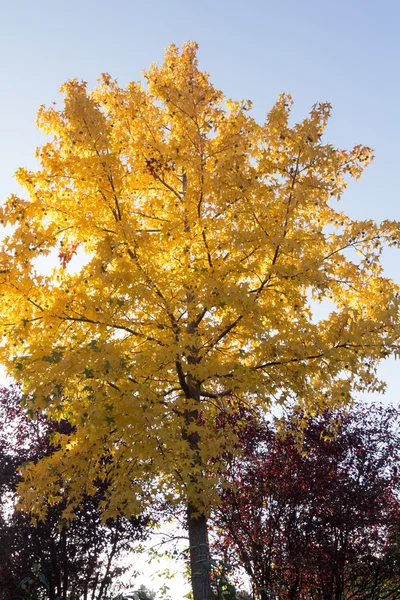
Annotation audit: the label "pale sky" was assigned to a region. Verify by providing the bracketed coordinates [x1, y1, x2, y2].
[0, 0, 399, 596]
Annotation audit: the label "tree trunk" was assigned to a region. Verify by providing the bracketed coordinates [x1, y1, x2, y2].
[181, 168, 212, 599]
[187, 503, 212, 600]
[61, 528, 68, 600]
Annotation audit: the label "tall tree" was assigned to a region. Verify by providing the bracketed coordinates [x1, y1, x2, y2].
[212, 404, 400, 599]
[0, 386, 148, 600]
[0, 43, 399, 599]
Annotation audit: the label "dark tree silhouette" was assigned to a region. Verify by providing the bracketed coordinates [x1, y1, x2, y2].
[212, 403, 400, 600]
[0, 386, 149, 600]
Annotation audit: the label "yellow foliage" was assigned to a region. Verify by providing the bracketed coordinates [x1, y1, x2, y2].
[0, 43, 399, 521]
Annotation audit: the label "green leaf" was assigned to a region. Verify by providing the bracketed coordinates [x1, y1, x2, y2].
[88, 339, 101, 352]
[42, 349, 63, 363]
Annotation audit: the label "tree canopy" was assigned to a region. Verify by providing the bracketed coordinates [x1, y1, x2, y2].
[212, 403, 400, 599]
[0, 42, 399, 599]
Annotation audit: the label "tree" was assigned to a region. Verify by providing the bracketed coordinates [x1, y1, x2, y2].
[212, 404, 400, 599]
[131, 585, 157, 600]
[0, 43, 399, 599]
[0, 386, 148, 600]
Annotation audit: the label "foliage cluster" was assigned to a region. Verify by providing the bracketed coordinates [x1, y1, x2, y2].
[0, 386, 148, 600]
[212, 403, 400, 599]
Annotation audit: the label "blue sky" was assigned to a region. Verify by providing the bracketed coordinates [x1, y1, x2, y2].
[1, 1, 399, 233]
[0, 0, 399, 592]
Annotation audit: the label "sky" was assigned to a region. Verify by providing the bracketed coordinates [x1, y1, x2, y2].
[0, 0, 399, 596]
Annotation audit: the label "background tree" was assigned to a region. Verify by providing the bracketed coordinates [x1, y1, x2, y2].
[0, 386, 148, 600]
[130, 585, 157, 600]
[212, 403, 400, 599]
[0, 43, 399, 599]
